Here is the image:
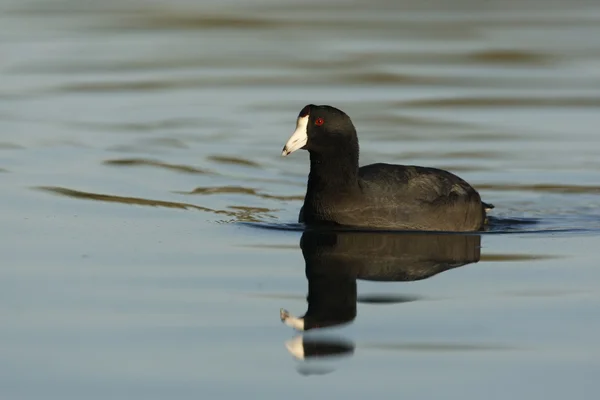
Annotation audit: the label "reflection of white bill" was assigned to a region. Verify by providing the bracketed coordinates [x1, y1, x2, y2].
[285, 336, 305, 360]
[283, 334, 355, 375]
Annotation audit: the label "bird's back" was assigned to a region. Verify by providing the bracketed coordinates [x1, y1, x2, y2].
[331, 163, 486, 231]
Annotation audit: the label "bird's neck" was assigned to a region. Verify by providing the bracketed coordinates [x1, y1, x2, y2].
[307, 146, 359, 193]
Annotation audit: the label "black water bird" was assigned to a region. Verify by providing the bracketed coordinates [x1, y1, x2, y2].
[282, 104, 494, 231]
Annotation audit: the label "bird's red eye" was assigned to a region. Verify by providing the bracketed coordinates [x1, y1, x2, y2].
[315, 118, 324, 126]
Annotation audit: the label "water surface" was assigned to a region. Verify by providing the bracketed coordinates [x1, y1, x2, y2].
[1, 0, 600, 399]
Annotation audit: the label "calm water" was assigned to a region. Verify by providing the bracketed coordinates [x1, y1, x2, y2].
[2, 0, 600, 398]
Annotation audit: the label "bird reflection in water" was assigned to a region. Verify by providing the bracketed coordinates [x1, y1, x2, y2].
[281, 229, 482, 371]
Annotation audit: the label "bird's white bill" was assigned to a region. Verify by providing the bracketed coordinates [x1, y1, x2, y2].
[280, 308, 305, 330]
[282, 115, 309, 156]
[285, 336, 305, 360]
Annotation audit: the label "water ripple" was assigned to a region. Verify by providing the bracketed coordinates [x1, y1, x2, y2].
[35, 186, 277, 222]
[178, 186, 303, 201]
[402, 96, 600, 108]
[478, 183, 600, 194]
[103, 158, 211, 174]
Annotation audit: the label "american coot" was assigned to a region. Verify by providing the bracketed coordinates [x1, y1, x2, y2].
[282, 104, 494, 231]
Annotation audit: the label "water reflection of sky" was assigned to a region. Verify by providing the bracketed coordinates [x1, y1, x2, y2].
[1, 0, 600, 399]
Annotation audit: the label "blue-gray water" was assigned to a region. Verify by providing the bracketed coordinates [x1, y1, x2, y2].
[2, 0, 600, 399]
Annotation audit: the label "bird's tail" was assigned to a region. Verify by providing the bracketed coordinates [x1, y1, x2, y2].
[483, 201, 495, 212]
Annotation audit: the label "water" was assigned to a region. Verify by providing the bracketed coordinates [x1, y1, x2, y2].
[2, 0, 600, 398]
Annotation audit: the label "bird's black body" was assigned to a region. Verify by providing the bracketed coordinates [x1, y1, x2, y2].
[284, 104, 493, 232]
